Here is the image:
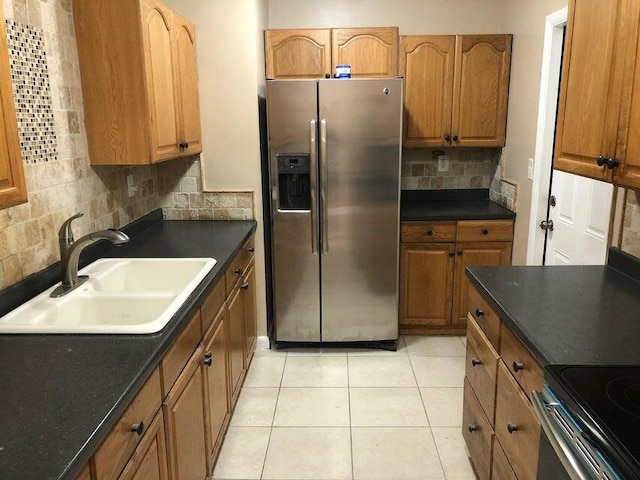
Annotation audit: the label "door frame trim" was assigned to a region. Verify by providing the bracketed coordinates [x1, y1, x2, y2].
[526, 7, 568, 265]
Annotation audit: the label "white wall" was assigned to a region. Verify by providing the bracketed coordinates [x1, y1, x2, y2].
[164, 0, 269, 334]
[269, 0, 503, 33]
[498, 0, 568, 263]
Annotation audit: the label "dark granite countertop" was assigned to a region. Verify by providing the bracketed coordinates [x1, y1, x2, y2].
[401, 189, 516, 221]
[466, 249, 640, 366]
[0, 212, 257, 480]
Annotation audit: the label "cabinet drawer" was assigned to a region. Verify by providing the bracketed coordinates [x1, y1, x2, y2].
[161, 311, 201, 397]
[201, 278, 225, 336]
[462, 378, 494, 480]
[117, 409, 169, 480]
[465, 315, 499, 423]
[225, 251, 247, 295]
[457, 220, 513, 242]
[492, 438, 517, 480]
[468, 285, 501, 349]
[75, 465, 91, 480]
[500, 325, 543, 396]
[93, 368, 162, 480]
[495, 362, 540, 480]
[400, 221, 456, 243]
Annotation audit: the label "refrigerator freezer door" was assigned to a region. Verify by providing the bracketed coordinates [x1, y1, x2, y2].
[267, 80, 321, 342]
[318, 78, 402, 341]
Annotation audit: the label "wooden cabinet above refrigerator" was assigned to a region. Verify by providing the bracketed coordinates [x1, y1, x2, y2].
[73, 0, 202, 165]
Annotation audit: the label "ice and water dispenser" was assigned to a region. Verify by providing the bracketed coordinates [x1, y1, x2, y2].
[277, 154, 311, 210]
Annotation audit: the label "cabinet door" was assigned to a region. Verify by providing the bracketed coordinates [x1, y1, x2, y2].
[75, 465, 92, 480]
[399, 243, 455, 328]
[227, 285, 246, 407]
[142, 0, 180, 162]
[554, 0, 635, 181]
[400, 36, 455, 148]
[452, 35, 511, 147]
[171, 12, 202, 156]
[462, 378, 494, 480]
[452, 242, 512, 326]
[163, 346, 208, 480]
[331, 27, 399, 78]
[495, 362, 540, 480]
[265, 29, 331, 79]
[0, 8, 27, 209]
[202, 307, 230, 468]
[242, 261, 257, 366]
[117, 411, 169, 480]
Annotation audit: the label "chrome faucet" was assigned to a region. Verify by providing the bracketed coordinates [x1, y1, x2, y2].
[50, 213, 130, 298]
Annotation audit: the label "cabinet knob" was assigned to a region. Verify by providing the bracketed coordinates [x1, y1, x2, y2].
[234, 268, 242, 275]
[179, 142, 190, 149]
[248, 247, 255, 253]
[597, 156, 619, 169]
[481, 229, 489, 235]
[241, 282, 250, 290]
[131, 421, 145, 436]
[512, 361, 524, 372]
[204, 352, 213, 367]
[475, 308, 484, 317]
[426, 229, 433, 236]
[457, 251, 463, 256]
[471, 358, 482, 367]
[444, 135, 451, 143]
[452, 135, 459, 142]
[507, 423, 519, 434]
[468, 424, 479, 433]
[448, 252, 455, 258]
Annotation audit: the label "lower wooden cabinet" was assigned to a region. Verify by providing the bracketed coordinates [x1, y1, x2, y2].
[243, 261, 257, 367]
[75, 465, 92, 480]
[202, 306, 230, 469]
[163, 345, 208, 480]
[463, 284, 542, 480]
[118, 411, 169, 480]
[462, 378, 494, 480]
[400, 220, 513, 335]
[228, 282, 246, 406]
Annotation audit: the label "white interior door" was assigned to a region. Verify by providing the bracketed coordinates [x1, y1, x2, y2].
[544, 171, 613, 265]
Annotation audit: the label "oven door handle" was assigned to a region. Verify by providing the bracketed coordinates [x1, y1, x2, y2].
[531, 391, 591, 480]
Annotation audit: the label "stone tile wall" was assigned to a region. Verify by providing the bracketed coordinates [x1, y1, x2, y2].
[489, 151, 518, 212]
[622, 189, 640, 258]
[0, 0, 254, 291]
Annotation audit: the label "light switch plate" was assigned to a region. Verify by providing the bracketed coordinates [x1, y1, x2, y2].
[527, 158, 535, 180]
[127, 174, 137, 197]
[438, 155, 449, 172]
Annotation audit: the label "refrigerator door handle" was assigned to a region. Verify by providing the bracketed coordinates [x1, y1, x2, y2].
[309, 120, 318, 255]
[320, 119, 329, 255]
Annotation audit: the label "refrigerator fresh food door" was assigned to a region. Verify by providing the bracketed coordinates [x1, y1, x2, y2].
[267, 80, 321, 342]
[318, 78, 402, 341]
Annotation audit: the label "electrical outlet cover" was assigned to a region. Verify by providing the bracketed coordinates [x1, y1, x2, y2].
[438, 155, 449, 172]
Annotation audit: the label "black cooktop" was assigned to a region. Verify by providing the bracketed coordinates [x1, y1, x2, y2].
[546, 365, 640, 480]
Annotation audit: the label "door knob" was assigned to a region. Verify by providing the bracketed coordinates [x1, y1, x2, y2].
[540, 219, 554, 231]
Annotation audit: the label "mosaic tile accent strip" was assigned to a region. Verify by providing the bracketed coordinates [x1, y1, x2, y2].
[5, 19, 57, 164]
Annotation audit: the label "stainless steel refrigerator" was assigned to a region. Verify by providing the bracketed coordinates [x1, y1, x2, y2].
[266, 78, 402, 347]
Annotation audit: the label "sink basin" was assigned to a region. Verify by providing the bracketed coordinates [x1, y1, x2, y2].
[0, 257, 216, 334]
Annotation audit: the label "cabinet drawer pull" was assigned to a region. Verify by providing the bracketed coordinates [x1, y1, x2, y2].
[234, 268, 242, 275]
[471, 358, 482, 367]
[475, 308, 484, 317]
[512, 361, 524, 372]
[468, 424, 479, 433]
[241, 282, 250, 290]
[507, 422, 518, 434]
[482, 229, 489, 235]
[131, 421, 144, 436]
[204, 352, 213, 366]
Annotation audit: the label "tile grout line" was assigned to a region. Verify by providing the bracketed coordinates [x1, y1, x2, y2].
[258, 351, 288, 480]
[406, 338, 449, 480]
[347, 353, 355, 480]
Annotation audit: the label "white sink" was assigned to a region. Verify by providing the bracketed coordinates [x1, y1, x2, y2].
[0, 257, 216, 334]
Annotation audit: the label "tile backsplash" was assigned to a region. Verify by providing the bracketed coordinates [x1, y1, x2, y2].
[622, 189, 640, 258]
[0, 0, 253, 291]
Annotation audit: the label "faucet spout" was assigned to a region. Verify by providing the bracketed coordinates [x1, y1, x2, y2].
[51, 214, 130, 298]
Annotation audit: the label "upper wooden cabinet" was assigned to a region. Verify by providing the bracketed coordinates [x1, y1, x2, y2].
[554, 0, 640, 190]
[0, 5, 27, 209]
[265, 27, 399, 79]
[73, 0, 202, 165]
[401, 34, 512, 148]
[265, 29, 331, 79]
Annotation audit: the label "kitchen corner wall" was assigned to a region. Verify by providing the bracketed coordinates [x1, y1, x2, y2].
[0, 0, 255, 291]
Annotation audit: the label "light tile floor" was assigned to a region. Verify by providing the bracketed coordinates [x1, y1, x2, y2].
[213, 335, 474, 480]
